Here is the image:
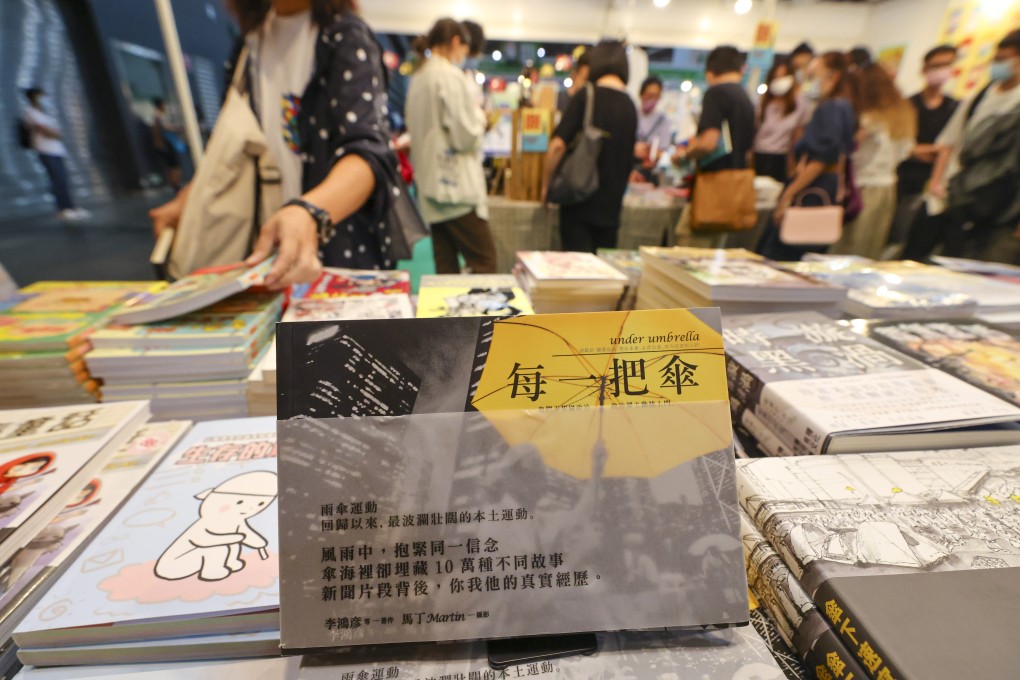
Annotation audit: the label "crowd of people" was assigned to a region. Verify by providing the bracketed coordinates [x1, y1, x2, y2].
[101, 0, 1019, 284]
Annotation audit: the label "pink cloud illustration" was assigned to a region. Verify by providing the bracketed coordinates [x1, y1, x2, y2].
[98, 553, 278, 604]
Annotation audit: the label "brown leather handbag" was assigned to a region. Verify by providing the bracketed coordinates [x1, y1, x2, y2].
[690, 167, 758, 232]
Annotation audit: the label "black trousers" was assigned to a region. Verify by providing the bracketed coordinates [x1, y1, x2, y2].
[559, 216, 619, 253]
[754, 152, 788, 185]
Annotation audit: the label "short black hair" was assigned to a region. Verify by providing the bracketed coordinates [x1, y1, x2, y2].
[462, 20, 485, 58]
[999, 29, 1020, 53]
[791, 42, 814, 59]
[426, 17, 469, 49]
[705, 46, 745, 76]
[587, 40, 629, 84]
[575, 50, 591, 71]
[923, 44, 957, 65]
[848, 46, 873, 70]
[25, 87, 43, 101]
[153, 97, 165, 108]
[640, 75, 663, 96]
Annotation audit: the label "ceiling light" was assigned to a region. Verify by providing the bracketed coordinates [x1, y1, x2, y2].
[476, 72, 486, 85]
[564, 77, 574, 88]
[492, 50, 503, 62]
[734, 0, 752, 15]
[757, 83, 768, 95]
[681, 80, 693, 92]
[537, 47, 546, 58]
[653, 0, 670, 8]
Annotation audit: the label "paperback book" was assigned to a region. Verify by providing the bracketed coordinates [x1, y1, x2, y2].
[276, 309, 746, 651]
[515, 251, 628, 313]
[724, 311, 1020, 455]
[293, 268, 412, 299]
[14, 417, 279, 651]
[738, 448, 1020, 680]
[416, 274, 533, 318]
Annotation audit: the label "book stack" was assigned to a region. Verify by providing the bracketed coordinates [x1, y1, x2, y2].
[931, 257, 1020, 326]
[290, 267, 412, 300]
[724, 311, 1020, 455]
[0, 282, 164, 408]
[14, 417, 280, 666]
[638, 247, 847, 317]
[514, 251, 629, 313]
[783, 260, 979, 319]
[0, 420, 188, 657]
[416, 274, 533, 318]
[597, 248, 643, 311]
[247, 293, 414, 417]
[86, 292, 283, 422]
[738, 447, 1020, 680]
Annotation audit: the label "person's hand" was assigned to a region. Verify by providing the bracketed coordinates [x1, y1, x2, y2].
[672, 147, 687, 166]
[635, 141, 651, 161]
[149, 196, 184, 239]
[774, 195, 792, 224]
[541, 184, 550, 208]
[929, 181, 948, 200]
[246, 205, 323, 290]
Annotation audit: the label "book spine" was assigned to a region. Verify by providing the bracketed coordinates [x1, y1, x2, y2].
[813, 579, 905, 680]
[799, 610, 871, 680]
[275, 321, 291, 419]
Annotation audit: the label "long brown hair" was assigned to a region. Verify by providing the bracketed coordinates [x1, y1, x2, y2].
[230, 0, 356, 33]
[853, 63, 917, 140]
[760, 60, 796, 122]
[818, 51, 856, 104]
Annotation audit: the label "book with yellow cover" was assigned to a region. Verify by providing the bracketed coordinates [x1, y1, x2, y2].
[416, 274, 534, 318]
[12, 282, 166, 315]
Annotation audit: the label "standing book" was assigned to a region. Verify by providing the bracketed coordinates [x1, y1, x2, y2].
[738, 448, 1020, 680]
[0, 401, 150, 567]
[14, 417, 279, 652]
[724, 311, 1020, 455]
[276, 309, 747, 651]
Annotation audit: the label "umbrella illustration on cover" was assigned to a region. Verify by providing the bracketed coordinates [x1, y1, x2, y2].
[469, 310, 732, 479]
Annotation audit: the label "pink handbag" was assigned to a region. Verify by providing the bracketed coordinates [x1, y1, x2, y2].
[779, 156, 847, 246]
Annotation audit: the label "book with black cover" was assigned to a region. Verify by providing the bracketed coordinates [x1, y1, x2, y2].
[724, 312, 1020, 455]
[738, 448, 1020, 679]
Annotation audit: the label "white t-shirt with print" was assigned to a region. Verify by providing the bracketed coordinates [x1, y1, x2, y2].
[23, 106, 67, 157]
[249, 9, 317, 203]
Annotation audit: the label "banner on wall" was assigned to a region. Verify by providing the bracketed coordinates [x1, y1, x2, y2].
[939, 0, 1020, 97]
[878, 45, 907, 78]
[744, 21, 779, 97]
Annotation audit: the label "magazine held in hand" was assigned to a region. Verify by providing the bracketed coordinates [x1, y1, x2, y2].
[275, 309, 748, 651]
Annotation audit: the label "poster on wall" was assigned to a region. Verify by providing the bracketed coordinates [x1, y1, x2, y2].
[877, 45, 907, 78]
[939, 0, 1020, 97]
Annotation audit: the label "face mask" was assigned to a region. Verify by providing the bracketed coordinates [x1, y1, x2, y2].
[989, 58, 1016, 83]
[769, 75, 794, 96]
[924, 66, 953, 88]
[795, 68, 809, 84]
[641, 98, 658, 115]
[802, 78, 823, 101]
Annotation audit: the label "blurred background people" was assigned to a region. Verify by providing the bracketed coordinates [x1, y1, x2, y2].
[832, 60, 916, 260]
[406, 18, 496, 274]
[633, 75, 672, 183]
[21, 87, 88, 221]
[151, 98, 184, 191]
[558, 50, 590, 114]
[544, 40, 637, 253]
[789, 42, 815, 84]
[758, 52, 857, 261]
[754, 59, 811, 185]
[889, 44, 959, 256]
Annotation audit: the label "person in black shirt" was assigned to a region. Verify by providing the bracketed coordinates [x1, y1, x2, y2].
[889, 45, 959, 249]
[673, 46, 755, 172]
[544, 40, 637, 253]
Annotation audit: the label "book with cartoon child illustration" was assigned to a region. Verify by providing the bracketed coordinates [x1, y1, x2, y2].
[14, 417, 280, 652]
[0, 421, 190, 647]
[0, 402, 150, 568]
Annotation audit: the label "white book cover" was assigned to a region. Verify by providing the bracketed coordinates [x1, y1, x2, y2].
[15, 418, 279, 647]
[516, 251, 629, 283]
[282, 295, 413, 323]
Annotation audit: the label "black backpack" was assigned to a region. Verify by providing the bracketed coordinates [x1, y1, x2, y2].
[15, 118, 31, 149]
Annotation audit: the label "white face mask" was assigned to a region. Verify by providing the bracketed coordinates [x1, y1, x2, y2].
[769, 75, 794, 96]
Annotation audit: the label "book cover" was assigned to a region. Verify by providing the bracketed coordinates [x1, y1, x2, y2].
[741, 513, 868, 680]
[0, 313, 103, 352]
[724, 312, 1020, 455]
[298, 627, 786, 680]
[276, 310, 746, 651]
[283, 295, 414, 323]
[869, 320, 1020, 407]
[295, 268, 412, 299]
[11, 282, 166, 315]
[863, 262, 1020, 312]
[14, 418, 279, 647]
[16, 655, 297, 679]
[0, 421, 189, 641]
[596, 249, 643, 281]
[110, 260, 275, 325]
[516, 251, 629, 282]
[0, 403, 150, 565]
[417, 275, 533, 318]
[737, 449, 1020, 680]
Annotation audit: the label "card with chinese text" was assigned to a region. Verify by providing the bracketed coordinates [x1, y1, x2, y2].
[276, 310, 747, 650]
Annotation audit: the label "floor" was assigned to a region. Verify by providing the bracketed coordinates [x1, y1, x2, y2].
[0, 193, 438, 290]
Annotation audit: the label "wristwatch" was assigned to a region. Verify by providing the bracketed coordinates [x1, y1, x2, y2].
[285, 198, 335, 244]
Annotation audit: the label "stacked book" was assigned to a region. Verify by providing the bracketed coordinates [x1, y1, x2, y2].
[738, 447, 1020, 680]
[14, 417, 280, 666]
[597, 248, 643, 311]
[514, 251, 629, 313]
[0, 400, 151, 670]
[783, 259, 979, 319]
[416, 274, 533, 318]
[0, 281, 164, 408]
[725, 311, 1020, 455]
[87, 292, 283, 421]
[247, 267, 414, 417]
[638, 247, 847, 317]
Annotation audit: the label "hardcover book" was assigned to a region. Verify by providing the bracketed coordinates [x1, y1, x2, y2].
[737, 449, 1020, 680]
[724, 312, 1020, 455]
[14, 417, 279, 649]
[276, 309, 747, 651]
[868, 319, 1020, 407]
[416, 275, 533, 318]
